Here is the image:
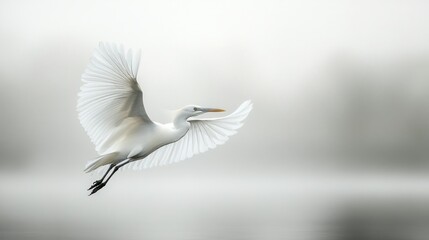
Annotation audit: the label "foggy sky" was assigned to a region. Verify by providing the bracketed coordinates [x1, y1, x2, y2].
[1, 0, 429, 172]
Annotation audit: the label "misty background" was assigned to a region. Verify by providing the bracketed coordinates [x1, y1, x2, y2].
[1, 0, 429, 239]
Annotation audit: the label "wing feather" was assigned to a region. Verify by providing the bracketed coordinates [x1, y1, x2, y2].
[127, 100, 252, 170]
[77, 42, 151, 154]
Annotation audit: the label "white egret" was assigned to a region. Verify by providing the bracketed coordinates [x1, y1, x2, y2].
[78, 42, 253, 195]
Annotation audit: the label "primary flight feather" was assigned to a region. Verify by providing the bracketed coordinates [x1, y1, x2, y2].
[78, 42, 252, 195]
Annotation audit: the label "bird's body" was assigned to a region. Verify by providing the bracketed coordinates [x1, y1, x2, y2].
[94, 118, 189, 167]
[78, 42, 252, 195]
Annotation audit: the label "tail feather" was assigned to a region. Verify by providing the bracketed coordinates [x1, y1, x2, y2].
[84, 152, 119, 173]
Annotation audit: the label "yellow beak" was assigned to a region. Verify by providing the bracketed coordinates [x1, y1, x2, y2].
[203, 108, 225, 112]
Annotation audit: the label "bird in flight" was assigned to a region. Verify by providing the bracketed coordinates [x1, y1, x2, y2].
[78, 42, 253, 195]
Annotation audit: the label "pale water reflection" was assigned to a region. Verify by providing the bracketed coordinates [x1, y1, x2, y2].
[1, 170, 428, 240]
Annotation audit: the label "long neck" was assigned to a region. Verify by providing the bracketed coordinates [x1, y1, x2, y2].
[173, 112, 191, 129]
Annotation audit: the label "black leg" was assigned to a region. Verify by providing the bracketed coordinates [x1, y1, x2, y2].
[89, 159, 130, 196]
[88, 164, 115, 190]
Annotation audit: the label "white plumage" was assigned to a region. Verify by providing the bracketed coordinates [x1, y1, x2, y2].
[78, 42, 252, 194]
[125, 100, 252, 170]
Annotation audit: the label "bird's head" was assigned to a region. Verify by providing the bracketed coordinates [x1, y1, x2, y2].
[176, 105, 225, 120]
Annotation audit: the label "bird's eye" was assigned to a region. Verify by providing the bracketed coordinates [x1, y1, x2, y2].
[193, 107, 198, 111]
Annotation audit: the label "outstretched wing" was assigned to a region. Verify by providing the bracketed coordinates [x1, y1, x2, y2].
[126, 100, 253, 170]
[77, 42, 151, 154]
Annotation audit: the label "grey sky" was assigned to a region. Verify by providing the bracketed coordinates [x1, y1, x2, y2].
[1, 0, 429, 172]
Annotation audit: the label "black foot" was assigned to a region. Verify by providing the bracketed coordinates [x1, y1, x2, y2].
[88, 180, 102, 191]
[89, 182, 106, 196]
